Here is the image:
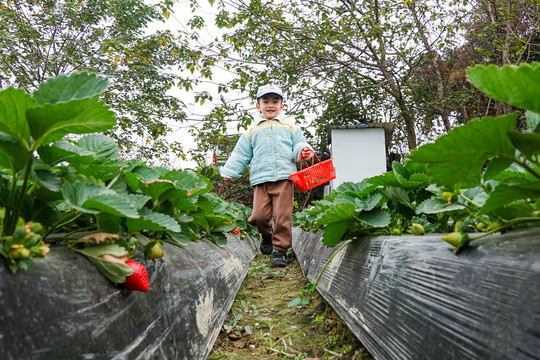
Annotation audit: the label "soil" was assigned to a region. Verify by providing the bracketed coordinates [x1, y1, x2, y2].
[208, 252, 374, 360]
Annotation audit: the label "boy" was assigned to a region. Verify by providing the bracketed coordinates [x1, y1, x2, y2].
[221, 84, 313, 267]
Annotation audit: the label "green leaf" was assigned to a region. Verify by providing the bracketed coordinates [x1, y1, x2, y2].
[0, 87, 35, 145]
[382, 186, 413, 208]
[0, 133, 30, 172]
[62, 182, 117, 214]
[527, 111, 540, 134]
[356, 208, 391, 227]
[507, 131, 540, 157]
[77, 134, 120, 160]
[164, 169, 213, 194]
[72, 244, 133, 284]
[483, 157, 513, 180]
[83, 194, 140, 218]
[478, 181, 540, 215]
[322, 222, 348, 247]
[354, 193, 382, 211]
[26, 96, 116, 146]
[466, 62, 540, 113]
[33, 72, 109, 105]
[210, 232, 228, 246]
[408, 114, 516, 187]
[38, 141, 94, 166]
[126, 208, 181, 232]
[316, 203, 356, 225]
[168, 230, 191, 245]
[32, 167, 61, 192]
[416, 198, 465, 214]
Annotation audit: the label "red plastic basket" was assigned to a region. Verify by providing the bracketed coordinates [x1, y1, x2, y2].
[289, 150, 336, 192]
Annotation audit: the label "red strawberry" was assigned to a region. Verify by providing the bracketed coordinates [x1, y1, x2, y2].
[232, 228, 240, 234]
[123, 259, 150, 292]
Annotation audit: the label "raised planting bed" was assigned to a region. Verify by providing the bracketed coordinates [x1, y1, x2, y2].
[292, 228, 540, 360]
[0, 234, 257, 360]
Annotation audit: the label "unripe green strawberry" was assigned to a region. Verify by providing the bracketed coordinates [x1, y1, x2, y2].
[411, 223, 425, 235]
[476, 222, 487, 231]
[123, 259, 150, 292]
[442, 191, 453, 202]
[487, 221, 502, 232]
[9, 247, 31, 260]
[147, 243, 164, 259]
[391, 228, 401, 235]
[441, 232, 461, 247]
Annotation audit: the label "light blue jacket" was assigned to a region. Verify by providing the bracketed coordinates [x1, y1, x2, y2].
[220, 112, 312, 186]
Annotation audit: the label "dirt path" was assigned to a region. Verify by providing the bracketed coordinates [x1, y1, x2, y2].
[208, 253, 373, 360]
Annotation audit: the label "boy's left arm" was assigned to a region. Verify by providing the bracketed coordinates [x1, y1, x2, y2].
[291, 127, 314, 162]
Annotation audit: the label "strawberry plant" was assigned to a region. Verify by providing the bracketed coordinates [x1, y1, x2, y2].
[295, 62, 540, 253]
[0, 73, 256, 287]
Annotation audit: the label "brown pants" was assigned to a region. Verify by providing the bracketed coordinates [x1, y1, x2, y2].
[248, 180, 294, 252]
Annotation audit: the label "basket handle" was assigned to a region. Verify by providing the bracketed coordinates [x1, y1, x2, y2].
[300, 149, 321, 170]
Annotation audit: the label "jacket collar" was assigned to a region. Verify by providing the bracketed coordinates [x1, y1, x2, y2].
[254, 111, 286, 124]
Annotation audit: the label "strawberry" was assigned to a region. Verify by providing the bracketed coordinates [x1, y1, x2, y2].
[232, 227, 240, 234]
[146, 242, 164, 259]
[123, 259, 150, 292]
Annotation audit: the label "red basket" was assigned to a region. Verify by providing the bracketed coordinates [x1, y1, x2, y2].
[289, 150, 336, 192]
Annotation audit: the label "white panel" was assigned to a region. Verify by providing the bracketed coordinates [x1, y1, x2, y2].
[330, 128, 386, 189]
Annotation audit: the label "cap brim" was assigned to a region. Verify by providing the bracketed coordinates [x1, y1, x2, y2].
[257, 90, 283, 98]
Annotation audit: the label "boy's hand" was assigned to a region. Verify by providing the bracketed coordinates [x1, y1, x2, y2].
[301, 147, 313, 160]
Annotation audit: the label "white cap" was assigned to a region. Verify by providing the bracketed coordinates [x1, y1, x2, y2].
[256, 84, 284, 99]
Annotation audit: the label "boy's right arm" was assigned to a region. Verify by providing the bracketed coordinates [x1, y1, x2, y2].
[219, 135, 252, 180]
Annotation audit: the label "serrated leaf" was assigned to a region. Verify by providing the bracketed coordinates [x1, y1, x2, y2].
[356, 208, 391, 227]
[527, 111, 540, 134]
[83, 194, 140, 218]
[507, 131, 540, 157]
[210, 232, 228, 246]
[354, 193, 382, 211]
[72, 244, 133, 284]
[408, 114, 516, 187]
[316, 203, 355, 225]
[168, 230, 191, 245]
[126, 208, 181, 232]
[335, 180, 376, 194]
[483, 157, 513, 180]
[62, 182, 116, 214]
[32, 167, 61, 192]
[78, 134, 120, 160]
[164, 169, 213, 194]
[0, 87, 35, 145]
[466, 62, 540, 113]
[382, 186, 413, 208]
[322, 222, 348, 247]
[38, 141, 94, 166]
[33, 72, 109, 105]
[368, 171, 401, 187]
[0, 133, 30, 172]
[478, 181, 540, 215]
[416, 198, 465, 214]
[27, 96, 116, 146]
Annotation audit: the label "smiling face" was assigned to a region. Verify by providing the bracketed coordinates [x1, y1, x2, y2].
[256, 93, 284, 120]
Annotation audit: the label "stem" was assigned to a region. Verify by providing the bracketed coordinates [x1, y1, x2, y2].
[308, 239, 353, 302]
[42, 212, 83, 240]
[2, 172, 19, 236]
[7, 154, 33, 235]
[469, 217, 540, 241]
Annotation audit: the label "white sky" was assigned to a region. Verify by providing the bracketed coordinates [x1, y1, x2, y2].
[145, 0, 252, 169]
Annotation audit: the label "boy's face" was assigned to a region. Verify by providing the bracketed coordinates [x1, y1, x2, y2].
[256, 94, 284, 120]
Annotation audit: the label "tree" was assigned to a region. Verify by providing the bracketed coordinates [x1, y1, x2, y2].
[179, 0, 474, 157]
[0, 0, 199, 164]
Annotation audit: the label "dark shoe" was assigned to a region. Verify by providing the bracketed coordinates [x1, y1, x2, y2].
[260, 230, 273, 255]
[271, 251, 287, 267]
